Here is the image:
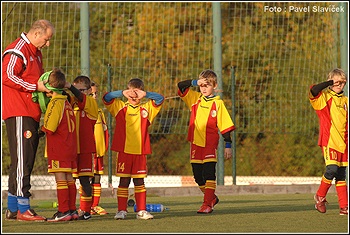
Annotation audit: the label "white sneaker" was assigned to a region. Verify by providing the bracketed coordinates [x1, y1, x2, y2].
[136, 210, 154, 220]
[114, 210, 127, 220]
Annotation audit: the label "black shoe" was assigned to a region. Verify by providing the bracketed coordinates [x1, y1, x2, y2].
[5, 209, 17, 220]
[70, 210, 79, 220]
[47, 211, 72, 222]
[78, 210, 91, 220]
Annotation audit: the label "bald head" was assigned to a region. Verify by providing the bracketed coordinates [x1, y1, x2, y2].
[27, 19, 55, 50]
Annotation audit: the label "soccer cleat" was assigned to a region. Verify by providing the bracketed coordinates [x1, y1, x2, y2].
[136, 210, 154, 220]
[70, 210, 79, 220]
[197, 204, 213, 214]
[210, 195, 219, 209]
[91, 206, 108, 215]
[314, 194, 328, 213]
[114, 210, 127, 220]
[17, 209, 46, 221]
[339, 207, 348, 215]
[47, 211, 72, 222]
[5, 209, 17, 220]
[78, 210, 91, 220]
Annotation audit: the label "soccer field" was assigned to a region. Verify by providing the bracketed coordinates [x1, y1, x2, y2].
[1, 193, 348, 234]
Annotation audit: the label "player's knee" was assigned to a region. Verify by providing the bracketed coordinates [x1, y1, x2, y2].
[324, 165, 338, 180]
[119, 177, 131, 187]
[80, 176, 92, 196]
[335, 166, 347, 181]
[133, 178, 144, 186]
[194, 177, 205, 186]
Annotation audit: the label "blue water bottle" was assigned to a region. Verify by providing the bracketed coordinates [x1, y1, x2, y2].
[134, 203, 168, 212]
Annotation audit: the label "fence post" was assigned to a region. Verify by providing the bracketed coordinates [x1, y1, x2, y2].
[212, 2, 224, 185]
[107, 64, 113, 187]
[231, 66, 237, 185]
[80, 2, 90, 77]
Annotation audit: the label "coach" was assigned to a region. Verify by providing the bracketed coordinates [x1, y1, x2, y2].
[2, 19, 54, 221]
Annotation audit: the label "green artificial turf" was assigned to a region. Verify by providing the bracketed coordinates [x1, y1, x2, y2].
[2, 193, 348, 234]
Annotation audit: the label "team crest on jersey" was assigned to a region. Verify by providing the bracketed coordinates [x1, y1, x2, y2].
[23, 130, 32, 139]
[141, 110, 148, 118]
[211, 110, 217, 117]
[52, 160, 59, 169]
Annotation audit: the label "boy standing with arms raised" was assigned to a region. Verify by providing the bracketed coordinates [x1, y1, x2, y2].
[103, 78, 164, 220]
[309, 68, 348, 215]
[177, 69, 235, 214]
[67, 75, 99, 220]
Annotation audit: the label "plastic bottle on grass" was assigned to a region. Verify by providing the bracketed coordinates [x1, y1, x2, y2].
[38, 201, 58, 208]
[133, 203, 168, 212]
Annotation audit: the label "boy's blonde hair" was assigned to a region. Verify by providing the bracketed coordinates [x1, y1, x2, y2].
[327, 68, 347, 81]
[199, 69, 217, 86]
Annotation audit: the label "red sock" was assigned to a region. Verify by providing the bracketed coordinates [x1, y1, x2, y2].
[79, 185, 92, 212]
[68, 180, 77, 211]
[117, 187, 128, 211]
[203, 180, 216, 205]
[91, 183, 101, 207]
[56, 180, 69, 213]
[134, 185, 146, 211]
[336, 181, 348, 208]
[316, 176, 332, 197]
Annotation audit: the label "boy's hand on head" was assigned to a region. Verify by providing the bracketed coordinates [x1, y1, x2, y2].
[133, 89, 146, 100]
[37, 80, 50, 93]
[64, 81, 72, 89]
[197, 79, 208, 87]
[123, 89, 138, 100]
[333, 80, 346, 87]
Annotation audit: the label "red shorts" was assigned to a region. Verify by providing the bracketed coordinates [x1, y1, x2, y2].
[73, 153, 94, 178]
[322, 146, 348, 167]
[116, 152, 147, 178]
[94, 156, 104, 175]
[190, 143, 217, 164]
[48, 159, 77, 173]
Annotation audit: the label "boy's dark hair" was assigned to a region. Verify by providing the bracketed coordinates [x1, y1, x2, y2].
[128, 78, 144, 91]
[49, 68, 66, 89]
[74, 75, 91, 89]
[91, 81, 98, 87]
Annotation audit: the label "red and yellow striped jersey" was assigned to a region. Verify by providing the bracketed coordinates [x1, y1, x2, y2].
[104, 99, 162, 154]
[72, 94, 98, 154]
[42, 94, 77, 161]
[178, 88, 235, 148]
[94, 108, 109, 157]
[309, 87, 348, 153]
